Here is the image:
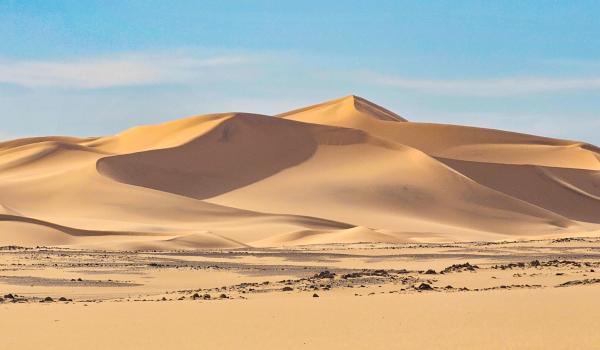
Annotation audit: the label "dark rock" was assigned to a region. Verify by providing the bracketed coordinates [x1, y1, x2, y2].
[558, 278, 600, 287]
[43, 296, 54, 302]
[530, 260, 541, 267]
[282, 286, 293, 291]
[417, 283, 433, 291]
[191, 293, 200, 300]
[312, 293, 319, 298]
[203, 294, 211, 300]
[58, 297, 68, 302]
[424, 269, 437, 275]
[442, 263, 479, 273]
[314, 271, 336, 279]
[219, 294, 227, 299]
[4, 293, 14, 299]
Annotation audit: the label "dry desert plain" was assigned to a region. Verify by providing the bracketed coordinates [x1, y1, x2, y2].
[1, 95, 600, 349]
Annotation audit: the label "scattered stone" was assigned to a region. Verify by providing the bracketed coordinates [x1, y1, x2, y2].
[191, 293, 200, 300]
[442, 263, 479, 273]
[552, 237, 588, 243]
[557, 278, 600, 287]
[314, 271, 336, 279]
[372, 270, 389, 276]
[493, 262, 525, 270]
[416, 283, 433, 291]
[203, 294, 211, 300]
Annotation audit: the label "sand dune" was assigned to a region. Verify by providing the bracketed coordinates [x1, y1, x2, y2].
[0, 142, 353, 249]
[0, 95, 598, 248]
[0, 136, 94, 152]
[252, 226, 410, 247]
[98, 112, 574, 238]
[440, 158, 600, 223]
[280, 95, 600, 170]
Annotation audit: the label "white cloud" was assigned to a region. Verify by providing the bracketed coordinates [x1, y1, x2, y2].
[369, 73, 600, 96]
[0, 52, 259, 89]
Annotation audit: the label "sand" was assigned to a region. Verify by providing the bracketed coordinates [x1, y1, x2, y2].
[2, 95, 600, 348]
[4, 288, 600, 350]
[1, 95, 598, 249]
[3, 239, 600, 349]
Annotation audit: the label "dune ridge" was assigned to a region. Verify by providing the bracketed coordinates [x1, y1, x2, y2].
[0, 95, 598, 249]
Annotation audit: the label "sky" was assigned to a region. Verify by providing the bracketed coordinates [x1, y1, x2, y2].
[1, 0, 600, 144]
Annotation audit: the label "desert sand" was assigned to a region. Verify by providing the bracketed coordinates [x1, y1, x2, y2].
[3, 240, 600, 349]
[1, 95, 600, 349]
[1, 95, 599, 249]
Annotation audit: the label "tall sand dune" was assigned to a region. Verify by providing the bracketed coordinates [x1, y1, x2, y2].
[0, 95, 598, 248]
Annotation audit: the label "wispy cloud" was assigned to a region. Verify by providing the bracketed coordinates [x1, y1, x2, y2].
[0, 52, 259, 89]
[368, 73, 600, 96]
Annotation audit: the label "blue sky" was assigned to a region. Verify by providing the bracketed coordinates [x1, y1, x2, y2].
[1, 0, 600, 144]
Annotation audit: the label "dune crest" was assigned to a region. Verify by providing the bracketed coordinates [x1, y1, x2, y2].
[0, 95, 599, 248]
[279, 95, 407, 129]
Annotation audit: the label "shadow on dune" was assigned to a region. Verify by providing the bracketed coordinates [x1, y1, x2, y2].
[439, 158, 600, 223]
[97, 113, 367, 200]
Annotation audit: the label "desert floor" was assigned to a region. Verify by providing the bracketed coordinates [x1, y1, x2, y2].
[2, 238, 600, 349]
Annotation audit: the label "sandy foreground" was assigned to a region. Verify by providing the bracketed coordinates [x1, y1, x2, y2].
[2, 239, 600, 349]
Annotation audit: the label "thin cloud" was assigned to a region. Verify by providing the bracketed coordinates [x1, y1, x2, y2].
[0, 52, 258, 89]
[369, 74, 600, 96]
